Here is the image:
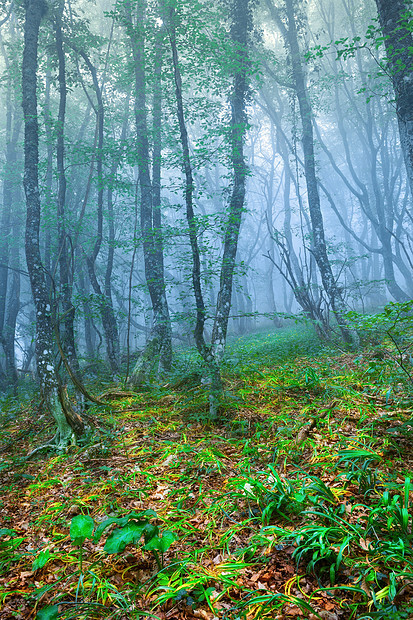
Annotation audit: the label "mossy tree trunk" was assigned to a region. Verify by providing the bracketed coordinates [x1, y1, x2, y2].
[22, 0, 83, 449]
[125, 0, 172, 388]
[375, 0, 413, 197]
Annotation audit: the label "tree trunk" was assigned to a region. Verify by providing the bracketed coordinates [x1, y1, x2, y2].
[375, 0, 413, 196]
[0, 22, 21, 390]
[74, 47, 121, 374]
[166, 0, 251, 417]
[55, 3, 80, 376]
[267, 0, 358, 347]
[165, 1, 221, 413]
[22, 0, 82, 449]
[125, 0, 172, 388]
[211, 0, 251, 362]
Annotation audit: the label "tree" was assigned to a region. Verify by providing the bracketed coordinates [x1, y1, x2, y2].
[312, 0, 412, 302]
[124, 0, 173, 387]
[73, 45, 122, 374]
[0, 11, 21, 391]
[374, 0, 413, 195]
[22, 0, 83, 449]
[265, 0, 359, 346]
[165, 0, 252, 416]
[55, 1, 80, 377]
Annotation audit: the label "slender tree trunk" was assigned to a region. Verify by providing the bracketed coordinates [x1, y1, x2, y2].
[22, 0, 83, 449]
[152, 31, 172, 371]
[125, 0, 172, 388]
[43, 59, 53, 278]
[103, 100, 132, 372]
[267, 0, 358, 346]
[166, 0, 251, 417]
[375, 0, 413, 195]
[2, 219, 20, 391]
[78, 268, 96, 361]
[0, 24, 21, 389]
[55, 2, 80, 375]
[211, 0, 250, 364]
[166, 2, 222, 411]
[74, 48, 121, 374]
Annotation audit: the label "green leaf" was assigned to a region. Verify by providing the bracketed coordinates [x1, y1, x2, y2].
[104, 522, 147, 554]
[36, 605, 59, 620]
[143, 523, 158, 544]
[94, 517, 126, 543]
[32, 549, 51, 571]
[143, 531, 177, 553]
[94, 510, 156, 542]
[70, 515, 94, 546]
[0, 528, 15, 537]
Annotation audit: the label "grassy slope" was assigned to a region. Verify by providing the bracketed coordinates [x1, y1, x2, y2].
[1, 325, 413, 620]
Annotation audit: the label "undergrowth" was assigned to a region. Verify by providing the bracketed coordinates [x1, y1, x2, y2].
[1, 323, 413, 619]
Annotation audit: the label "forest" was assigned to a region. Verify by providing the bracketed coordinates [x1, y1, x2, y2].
[0, 0, 413, 617]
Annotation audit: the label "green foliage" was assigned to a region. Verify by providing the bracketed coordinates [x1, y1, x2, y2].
[36, 606, 59, 620]
[336, 448, 383, 495]
[5, 326, 413, 618]
[228, 466, 307, 524]
[32, 549, 52, 572]
[0, 528, 27, 573]
[347, 303, 413, 397]
[366, 478, 413, 540]
[70, 514, 94, 546]
[347, 301, 413, 345]
[73, 509, 177, 569]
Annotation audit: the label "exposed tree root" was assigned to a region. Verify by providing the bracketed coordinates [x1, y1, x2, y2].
[26, 429, 77, 460]
[295, 409, 329, 445]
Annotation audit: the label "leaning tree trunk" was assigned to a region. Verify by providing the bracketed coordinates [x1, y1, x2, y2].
[267, 0, 358, 347]
[73, 47, 121, 374]
[22, 0, 83, 449]
[165, 1, 222, 415]
[375, 0, 413, 196]
[104, 97, 129, 375]
[125, 0, 172, 388]
[166, 0, 251, 417]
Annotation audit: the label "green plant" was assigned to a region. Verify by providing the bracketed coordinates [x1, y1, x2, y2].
[34, 511, 178, 618]
[336, 448, 383, 495]
[36, 606, 59, 620]
[366, 478, 413, 540]
[0, 528, 27, 572]
[92, 510, 177, 569]
[227, 467, 307, 524]
[151, 556, 250, 610]
[266, 522, 353, 585]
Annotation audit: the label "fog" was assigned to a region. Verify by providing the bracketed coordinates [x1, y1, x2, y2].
[0, 0, 411, 396]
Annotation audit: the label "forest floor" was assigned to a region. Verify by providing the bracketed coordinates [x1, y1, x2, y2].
[1, 326, 413, 620]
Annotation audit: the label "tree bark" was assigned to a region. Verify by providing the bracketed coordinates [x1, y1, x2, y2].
[375, 0, 413, 196]
[22, 0, 82, 448]
[266, 0, 358, 346]
[125, 0, 172, 388]
[166, 0, 251, 417]
[74, 47, 121, 374]
[55, 2, 80, 375]
[211, 0, 250, 362]
[0, 21, 21, 390]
